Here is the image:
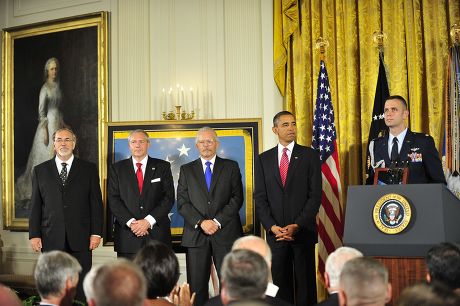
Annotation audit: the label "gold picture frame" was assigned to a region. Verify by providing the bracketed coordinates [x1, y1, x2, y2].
[2, 12, 109, 230]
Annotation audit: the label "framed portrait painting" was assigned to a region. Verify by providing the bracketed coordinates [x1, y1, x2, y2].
[106, 119, 262, 248]
[2, 12, 109, 230]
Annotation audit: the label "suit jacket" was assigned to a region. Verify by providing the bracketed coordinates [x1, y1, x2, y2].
[314, 293, 338, 306]
[254, 143, 322, 246]
[29, 157, 103, 252]
[177, 156, 243, 248]
[204, 295, 293, 306]
[107, 156, 175, 252]
[368, 130, 446, 184]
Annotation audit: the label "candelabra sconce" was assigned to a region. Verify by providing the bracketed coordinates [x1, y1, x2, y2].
[162, 105, 195, 120]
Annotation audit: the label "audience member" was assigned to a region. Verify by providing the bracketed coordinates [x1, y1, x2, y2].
[425, 242, 460, 292]
[87, 259, 146, 306]
[338, 257, 391, 306]
[82, 263, 102, 304]
[0, 284, 22, 306]
[34, 250, 82, 306]
[397, 281, 460, 306]
[315, 247, 363, 306]
[204, 235, 293, 306]
[133, 241, 195, 306]
[220, 249, 270, 306]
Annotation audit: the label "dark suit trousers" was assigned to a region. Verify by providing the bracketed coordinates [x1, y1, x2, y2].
[64, 239, 91, 303]
[271, 242, 317, 306]
[186, 239, 231, 306]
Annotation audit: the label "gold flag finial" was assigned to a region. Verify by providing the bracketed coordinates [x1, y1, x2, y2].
[373, 31, 387, 53]
[315, 37, 329, 61]
[450, 24, 460, 46]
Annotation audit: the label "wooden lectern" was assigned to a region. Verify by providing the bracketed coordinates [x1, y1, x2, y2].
[344, 184, 460, 305]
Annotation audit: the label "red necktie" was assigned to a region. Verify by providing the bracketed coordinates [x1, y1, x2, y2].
[280, 147, 289, 186]
[136, 162, 143, 193]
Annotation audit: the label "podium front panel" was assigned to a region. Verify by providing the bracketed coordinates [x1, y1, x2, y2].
[344, 184, 460, 256]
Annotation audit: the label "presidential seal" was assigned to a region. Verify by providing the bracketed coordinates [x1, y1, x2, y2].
[373, 193, 412, 234]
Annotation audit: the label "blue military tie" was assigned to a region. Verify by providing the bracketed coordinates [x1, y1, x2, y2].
[205, 161, 212, 191]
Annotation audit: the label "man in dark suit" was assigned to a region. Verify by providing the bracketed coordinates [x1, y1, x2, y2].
[29, 128, 103, 301]
[254, 111, 322, 306]
[368, 95, 446, 184]
[177, 126, 244, 306]
[108, 129, 175, 258]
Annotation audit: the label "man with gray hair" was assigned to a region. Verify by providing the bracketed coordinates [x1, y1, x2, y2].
[338, 257, 392, 306]
[34, 250, 82, 306]
[178, 126, 244, 305]
[86, 259, 146, 306]
[315, 247, 363, 306]
[220, 249, 270, 306]
[108, 129, 175, 259]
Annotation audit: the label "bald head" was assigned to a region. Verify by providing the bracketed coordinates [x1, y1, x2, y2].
[232, 235, 272, 267]
[0, 284, 21, 306]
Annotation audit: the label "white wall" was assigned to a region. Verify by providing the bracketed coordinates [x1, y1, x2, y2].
[0, 0, 282, 278]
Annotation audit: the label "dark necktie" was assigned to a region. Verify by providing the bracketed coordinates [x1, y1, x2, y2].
[279, 147, 289, 186]
[136, 162, 143, 193]
[391, 137, 399, 162]
[205, 161, 212, 191]
[60, 163, 68, 185]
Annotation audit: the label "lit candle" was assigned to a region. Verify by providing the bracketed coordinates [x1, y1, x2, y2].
[162, 88, 166, 112]
[190, 87, 194, 113]
[168, 87, 173, 110]
[176, 84, 180, 106]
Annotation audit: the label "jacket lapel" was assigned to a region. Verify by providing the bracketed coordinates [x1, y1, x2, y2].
[49, 158, 64, 191]
[193, 158, 209, 195]
[141, 157, 157, 196]
[376, 134, 390, 166]
[128, 157, 141, 195]
[209, 156, 223, 193]
[270, 147, 283, 188]
[399, 130, 413, 163]
[65, 157, 80, 186]
[284, 144, 300, 187]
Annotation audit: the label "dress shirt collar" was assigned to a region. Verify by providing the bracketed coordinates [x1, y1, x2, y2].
[277, 141, 294, 165]
[55, 154, 74, 172]
[200, 155, 217, 172]
[388, 128, 407, 155]
[132, 155, 148, 174]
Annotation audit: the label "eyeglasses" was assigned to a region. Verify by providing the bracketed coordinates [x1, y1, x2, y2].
[130, 140, 148, 145]
[197, 139, 216, 145]
[54, 138, 74, 143]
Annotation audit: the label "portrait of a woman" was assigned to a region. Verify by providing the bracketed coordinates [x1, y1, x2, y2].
[15, 57, 67, 207]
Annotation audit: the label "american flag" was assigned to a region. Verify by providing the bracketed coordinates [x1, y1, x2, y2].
[311, 60, 344, 280]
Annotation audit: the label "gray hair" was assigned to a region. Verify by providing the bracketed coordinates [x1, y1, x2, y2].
[92, 259, 146, 306]
[195, 126, 219, 144]
[128, 129, 150, 143]
[340, 257, 389, 306]
[221, 249, 269, 301]
[83, 264, 102, 302]
[52, 127, 77, 143]
[34, 251, 82, 299]
[232, 235, 272, 265]
[43, 57, 60, 82]
[325, 246, 363, 288]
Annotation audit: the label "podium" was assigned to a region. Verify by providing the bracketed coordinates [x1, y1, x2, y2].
[344, 184, 460, 304]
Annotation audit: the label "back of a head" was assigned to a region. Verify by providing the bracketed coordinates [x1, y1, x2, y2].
[221, 249, 269, 302]
[397, 281, 460, 306]
[232, 235, 272, 265]
[34, 250, 82, 299]
[133, 241, 180, 299]
[426, 242, 460, 289]
[0, 284, 22, 306]
[325, 246, 363, 289]
[92, 259, 146, 306]
[339, 257, 390, 306]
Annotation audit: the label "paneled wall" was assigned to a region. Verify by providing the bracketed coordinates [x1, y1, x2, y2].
[0, 0, 282, 276]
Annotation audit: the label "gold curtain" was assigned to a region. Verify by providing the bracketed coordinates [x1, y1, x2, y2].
[275, 0, 460, 190]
